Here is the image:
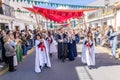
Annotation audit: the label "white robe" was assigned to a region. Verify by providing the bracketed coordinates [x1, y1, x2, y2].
[35, 40, 51, 73]
[46, 36, 57, 54]
[81, 38, 95, 66]
[81, 39, 87, 63]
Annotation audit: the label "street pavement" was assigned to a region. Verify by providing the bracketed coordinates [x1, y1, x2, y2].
[0, 44, 120, 80]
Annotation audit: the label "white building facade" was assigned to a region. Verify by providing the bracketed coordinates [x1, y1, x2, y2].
[0, 0, 37, 31]
[85, 0, 120, 31]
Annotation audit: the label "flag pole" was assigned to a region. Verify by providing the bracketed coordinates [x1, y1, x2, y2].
[83, 14, 87, 30]
[32, 5, 41, 30]
[35, 14, 40, 29]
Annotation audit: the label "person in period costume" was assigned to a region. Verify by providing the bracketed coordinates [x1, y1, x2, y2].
[75, 33, 80, 43]
[49, 35, 57, 54]
[46, 31, 57, 57]
[14, 32, 23, 63]
[72, 30, 77, 57]
[35, 34, 51, 73]
[81, 31, 95, 69]
[57, 29, 68, 62]
[67, 32, 75, 61]
[9, 35, 18, 67]
[4, 36, 16, 72]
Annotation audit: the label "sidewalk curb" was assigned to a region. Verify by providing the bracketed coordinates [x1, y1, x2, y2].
[0, 48, 35, 76]
[0, 67, 8, 76]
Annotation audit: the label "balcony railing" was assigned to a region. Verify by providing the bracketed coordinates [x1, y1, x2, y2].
[87, 6, 114, 20]
[1, 3, 15, 17]
[88, 11, 102, 20]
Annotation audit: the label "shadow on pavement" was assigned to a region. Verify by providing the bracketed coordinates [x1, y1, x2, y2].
[95, 53, 120, 68]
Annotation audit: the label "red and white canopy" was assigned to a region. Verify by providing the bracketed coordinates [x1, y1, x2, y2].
[24, 6, 96, 23]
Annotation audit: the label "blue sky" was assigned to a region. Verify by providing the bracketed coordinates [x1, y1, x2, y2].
[34, 0, 97, 9]
[36, 0, 96, 5]
[45, 0, 96, 5]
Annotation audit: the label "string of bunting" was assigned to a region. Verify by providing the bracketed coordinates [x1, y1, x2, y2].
[14, 10, 29, 13]
[9, 0, 104, 9]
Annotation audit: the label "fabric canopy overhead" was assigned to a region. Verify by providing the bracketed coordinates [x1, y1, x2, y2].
[24, 6, 95, 23]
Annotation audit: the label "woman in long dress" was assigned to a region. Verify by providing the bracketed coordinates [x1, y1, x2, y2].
[81, 32, 95, 69]
[35, 34, 51, 73]
[67, 32, 75, 61]
[72, 30, 77, 57]
[14, 32, 23, 63]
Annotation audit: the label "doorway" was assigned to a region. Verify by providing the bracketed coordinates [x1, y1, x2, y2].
[15, 26, 19, 31]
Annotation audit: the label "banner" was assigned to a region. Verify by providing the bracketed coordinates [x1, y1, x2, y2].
[24, 6, 86, 23]
[9, 0, 104, 9]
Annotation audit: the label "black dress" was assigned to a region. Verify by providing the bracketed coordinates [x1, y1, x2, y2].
[57, 33, 68, 62]
[73, 39, 77, 57]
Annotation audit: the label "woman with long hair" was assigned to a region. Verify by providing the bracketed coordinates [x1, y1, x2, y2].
[81, 31, 95, 69]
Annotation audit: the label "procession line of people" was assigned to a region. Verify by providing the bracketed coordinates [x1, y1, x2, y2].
[0, 28, 96, 73]
[34, 28, 96, 73]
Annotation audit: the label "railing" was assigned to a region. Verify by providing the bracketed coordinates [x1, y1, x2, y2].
[1, 3, 15, 17]
[87, 6, 114, 20]
[87, 11, 102, 20]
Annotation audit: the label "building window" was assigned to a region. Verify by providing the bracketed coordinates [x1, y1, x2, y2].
[2, 3, 14, 17]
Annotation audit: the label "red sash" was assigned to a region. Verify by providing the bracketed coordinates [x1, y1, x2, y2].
[86, 42, 90, 48]
[38, 42, 45, 51]
[86, 42, 91, 54]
